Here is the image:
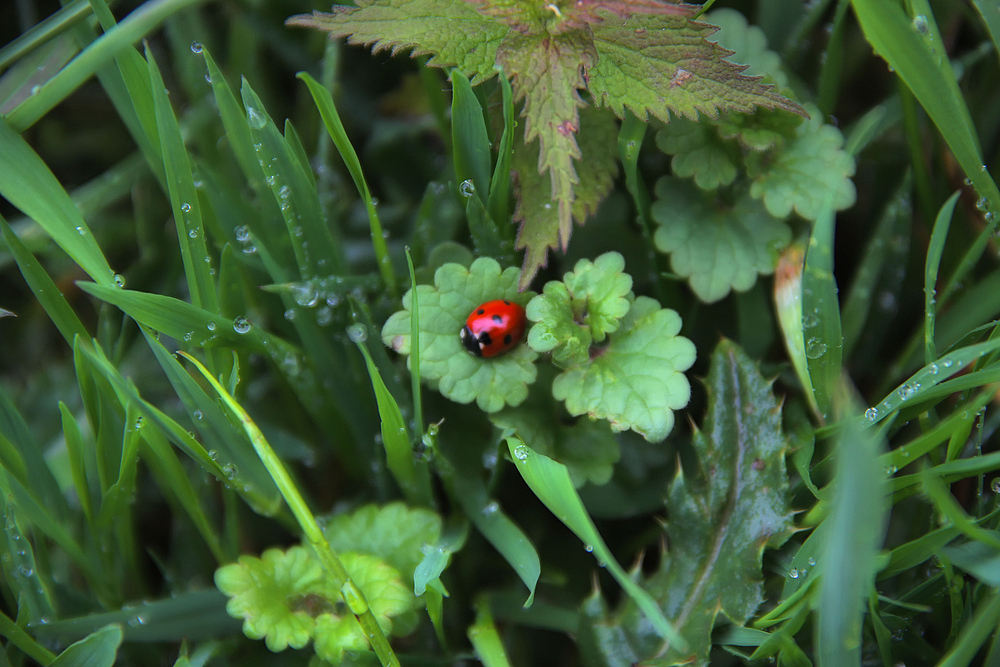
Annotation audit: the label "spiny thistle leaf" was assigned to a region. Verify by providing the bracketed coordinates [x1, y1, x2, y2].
[381, 258, 537, 412]
[288, 1, 803, 289]
[651, 177, 791, 303]
[581, 340, 793, 665]
[549, 295, 695, 442]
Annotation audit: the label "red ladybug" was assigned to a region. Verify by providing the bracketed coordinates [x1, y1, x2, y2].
[460, 299, 526, 358]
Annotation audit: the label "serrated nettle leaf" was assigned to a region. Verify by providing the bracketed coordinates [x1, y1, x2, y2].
[583, 340, 792, 665]
[552, 295, 695, 442]
[513, 106, 618, 288]
[288, 0, 799, 287]
[705, 8, 789, 89]
[747, 104, 856, 221]
[381, 258, 537, 412]
[652, 177, 791, 303]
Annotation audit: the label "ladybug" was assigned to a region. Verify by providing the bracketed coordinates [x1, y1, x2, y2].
[460, 299, 526, 358]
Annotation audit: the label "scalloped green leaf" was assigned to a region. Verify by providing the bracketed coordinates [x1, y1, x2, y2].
[491, 369, 621, 487]
[551, 296, 695, 442]
[581, 340, 793, 664]
[747, 104, 856, 220]
[655, 118, 738, 190]
[651, 177, 791, 303]
[381, 258, 537, 412]
[322, 502, 443, 585]
[706, 8, 788, 88]
[526, 251, 633, 366]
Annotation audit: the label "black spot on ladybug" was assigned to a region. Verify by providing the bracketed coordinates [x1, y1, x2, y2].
[480, 332, 493, 346]
[503, 299, 511, 305]
[492, 314, 503, 323]
[504, 334, 512, 345]
[477, 308, 485, 315]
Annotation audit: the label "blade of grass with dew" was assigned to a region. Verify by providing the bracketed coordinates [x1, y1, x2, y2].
[443, 455, 539, 606]
[468, 598, 511, 667]
[450, 70, 491, 208]
[466, 186, 504, 258]
[893, 448, 1000, 496]
[816, 401, 888, 667]
[5, 0, 205, 132]
[140, 333, 282, 516]
[405, 249, 424, 437]
[0, 36, 76, 116]
[850, 0, 1000, 299]
[881, 388, 993, 471]
[176, 352, 401, 667]
[924, 192, 960, 365]
[0, 119, 115, 286]
[0, 609, 56, 665]
[863, 337, 1000, 426]
[146, 46, 218, 315]
[94, 405, 141, 537]
[59, 402, 95, 527]
[31, 591, 236, 644]
[487, 72, 515, 232]
[239, 81, 342, 279]
[353, 332, 431, 507]
[802, 197, 843, 423]
[298, 71, 396, 296]
[0, 386, 67, 520]
[841, 176, 911, 356]
[506, 438, 687, 650]
[2, 498, 55, 623]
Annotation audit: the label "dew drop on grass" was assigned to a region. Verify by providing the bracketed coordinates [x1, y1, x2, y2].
[788, 568, 800, 579]
[865, 407, 879, 422]
[223, 463, 238, 480]
[291, 282, 319, 307]
[207, 321, 217, 331]
[482, 501, 499, 516]
[804, 338, 826, 359]
[459, 179, 476, 197]
[513, 445, 530, 461]
[113, 274, 126, 288]
[347, 323, 368, 343]
[180, 202, 192, 213]
[190, 41, 203, 54]
[992, 478, 1000, 494]
[247, 106, 266, 129]
[912, 15, 929, 34]
[193, 410, 203, 420]
[233, 316, 252, 334]
[316, 306, 334, 327]
[284, 308, 297, 321]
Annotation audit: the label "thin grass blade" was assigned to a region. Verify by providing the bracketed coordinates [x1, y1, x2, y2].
[923, 192, 960, 364]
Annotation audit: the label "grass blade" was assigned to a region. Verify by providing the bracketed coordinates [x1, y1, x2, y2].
[506, 438, 687, 650]
[468, 598, 512, 667]
[923, 192, 960, 364]
[49, 624, 122, 667]
[802, 201, 843, 423]
[450, 70, 491, 207]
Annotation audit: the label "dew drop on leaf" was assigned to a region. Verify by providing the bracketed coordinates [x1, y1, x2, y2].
[207, 321, 217, 331]
[233, 316, 252, 334]
[992, 478, 1000, 494]
[247, 106, 266, 129]
[347, 323, 368, 343]
[459, 179, 476, 197]
[804, 338, 826, 359]
[190, 41, 203, 54]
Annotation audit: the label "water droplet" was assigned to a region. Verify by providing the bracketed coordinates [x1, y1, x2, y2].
[897, 384, 915, 401]
[234, 225, 251, 243]
[976, 197, 989, 212]
[912, 15, 929, 34]
[284, 308, 297, 321]
[316, 306, 334, 327]
[481, 501, 499, 516]
[233, 316, 252, 334]
[482, 451, 498, 469]
[134, 416, 144, 429]
[247, 106, 266, 129]
[346, 323, 367, 343]
[584, 544, 594, 553]
[223, 463, 238, 480]
[885, 464, 898, 476]
[183, 331, 193, 342]
[113, 274, 126, 288]
[789, 568, 800, 579]
[76, 226, 86, 235]
[992, 478, 1000, 493]
[805, 338, 827, 359]
[180, 202, 192, 213]
[188, 228, 199, 238]
[193, 410, 203, 420]
[865, 407, 879, 422]
[513, 445, 530, 461]
[206, 321, 217, 331]
[208, 450, 219, 461]
[291, 282, 319, 307]
[807, 557, 816, 566]
[459, 179, 476, 197]
[190, 41, 204, 53]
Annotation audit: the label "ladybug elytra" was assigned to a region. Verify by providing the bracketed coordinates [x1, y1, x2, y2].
[460, 299, 526, 358]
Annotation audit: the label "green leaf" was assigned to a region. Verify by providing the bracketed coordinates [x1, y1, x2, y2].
[551, 295, 695, 442]
[491, 369, 620, 487]
[322, 503, 443, 586]
[581, 340, 792, 664]
[747, 104, 856, 221]
[381, 258, 538, 412]
[526, 251, 632, 366]
[50, 624, 122, 667]
[513, 106, 619, 288]
[655, 118, 739, 190]
[286, 0, 507, 84]
[705, 8, 789, 88]
[651, 177, 791, 303]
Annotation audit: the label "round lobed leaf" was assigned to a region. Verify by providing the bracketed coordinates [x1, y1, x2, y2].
[381, 258, 537, 412]
[651, 177, 791, 303]
[552, 296, 696, 442]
